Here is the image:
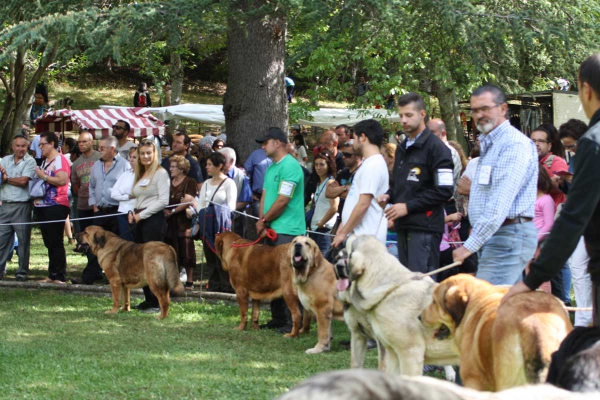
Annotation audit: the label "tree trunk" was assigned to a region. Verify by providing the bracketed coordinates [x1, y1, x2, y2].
[169, 49, 183, 106]
[435, 82, 467, 151]
[223, 3, 287, 163]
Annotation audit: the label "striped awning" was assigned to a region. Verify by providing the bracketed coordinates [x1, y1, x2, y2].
[35, 108, 165, 138]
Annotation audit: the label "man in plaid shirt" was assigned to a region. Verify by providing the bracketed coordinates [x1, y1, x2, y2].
[453, 85, 538, 285]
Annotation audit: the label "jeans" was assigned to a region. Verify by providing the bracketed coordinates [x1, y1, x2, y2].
[309, 228, 332, 260]
[396, 230, 442, 276]
[476, 222, 537, 285]
[569, 237, 593, 326]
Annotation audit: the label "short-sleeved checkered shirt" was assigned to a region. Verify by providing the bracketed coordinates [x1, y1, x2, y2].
[464, 120, 538, 253]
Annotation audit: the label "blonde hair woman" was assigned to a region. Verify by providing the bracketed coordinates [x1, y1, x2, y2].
[127, 139, 170, 312]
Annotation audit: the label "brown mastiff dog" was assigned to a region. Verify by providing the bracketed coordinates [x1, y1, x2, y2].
[290, 236, 344, 354]
[215, 231, 301, 337]
[420, 274, 573, 391]
[76, 226, 184, 319]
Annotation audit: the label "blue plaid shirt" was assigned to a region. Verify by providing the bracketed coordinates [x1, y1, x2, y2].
[464, 120, 538, 253]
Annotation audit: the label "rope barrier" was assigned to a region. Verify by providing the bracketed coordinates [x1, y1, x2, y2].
[422, 261, 463, 277]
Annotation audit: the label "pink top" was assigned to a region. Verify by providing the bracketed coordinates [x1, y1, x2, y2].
[534, 194, 555, 242]
[34, 154, 71, 208]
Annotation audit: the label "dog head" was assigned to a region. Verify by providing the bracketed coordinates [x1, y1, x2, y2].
[290, 236, 323, 283]
[214, 231, 243, 270]
[420, 274, 473, 339]
[75, 226, 112, 255]
[332, 247, 351, 292]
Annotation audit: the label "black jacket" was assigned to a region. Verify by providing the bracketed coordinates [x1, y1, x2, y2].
[389, 128, 454, 233]
[524, 108, 600, 288]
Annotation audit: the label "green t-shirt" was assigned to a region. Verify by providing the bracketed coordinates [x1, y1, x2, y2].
[263, 154, 306, 236]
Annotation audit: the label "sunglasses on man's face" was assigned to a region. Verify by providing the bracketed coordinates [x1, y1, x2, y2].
[342, 152, 355, 158]
[112, 125, 126, 130]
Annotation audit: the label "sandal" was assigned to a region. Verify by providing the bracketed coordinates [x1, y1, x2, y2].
[185, 282, 194, 291]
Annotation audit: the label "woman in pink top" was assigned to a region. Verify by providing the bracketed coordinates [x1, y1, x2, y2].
[529, 168, 554, 292]
[34, 132, 71, 284]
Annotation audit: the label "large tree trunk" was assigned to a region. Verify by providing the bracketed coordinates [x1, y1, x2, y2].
[169, 49, 183, 106]
[223, 3, 287, 163]
[435, 82, 467, 151]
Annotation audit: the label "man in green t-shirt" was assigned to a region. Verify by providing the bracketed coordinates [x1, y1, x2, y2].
[255, 127, 305, 333]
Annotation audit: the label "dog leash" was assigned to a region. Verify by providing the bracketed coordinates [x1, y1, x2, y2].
[229, 228, 278, 248]
[421, 261, 463, 278]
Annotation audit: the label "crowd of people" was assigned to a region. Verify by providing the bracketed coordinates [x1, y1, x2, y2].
[1, 54, 599, 332]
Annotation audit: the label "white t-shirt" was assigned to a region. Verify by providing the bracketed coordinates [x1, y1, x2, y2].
[296, 145, 308, 166]
[310, 178, 338, 230]
[341, 154, 389, 243]
[117, 141, 136, 160]
[462, 157, 480, 181]
[198, 178, 237, 211]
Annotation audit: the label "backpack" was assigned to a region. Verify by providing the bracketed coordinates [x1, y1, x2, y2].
[138, 92, 147, 107]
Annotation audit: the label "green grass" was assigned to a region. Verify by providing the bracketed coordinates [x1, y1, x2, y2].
[0, 229, 382, 399]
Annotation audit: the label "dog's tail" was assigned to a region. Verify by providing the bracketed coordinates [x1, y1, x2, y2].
[166, 246, 185, 296]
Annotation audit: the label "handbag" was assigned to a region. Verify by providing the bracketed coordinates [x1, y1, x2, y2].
[191, 178, 229, 240]
[29, 158, 54, 198]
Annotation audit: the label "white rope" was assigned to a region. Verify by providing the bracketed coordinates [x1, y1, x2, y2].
[0, 201, 194, 226]
[421, 261, 463, 277]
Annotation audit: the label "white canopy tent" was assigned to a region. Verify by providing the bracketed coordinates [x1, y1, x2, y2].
[117, 104, 402, 128]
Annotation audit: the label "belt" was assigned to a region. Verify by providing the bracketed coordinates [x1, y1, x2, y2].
[97, 205, 119, 213]
[133, 208, 147, 214]
[501, 216, 532, 227]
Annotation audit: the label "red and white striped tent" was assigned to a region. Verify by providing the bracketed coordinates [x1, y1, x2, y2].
[35, 107, 165, 138]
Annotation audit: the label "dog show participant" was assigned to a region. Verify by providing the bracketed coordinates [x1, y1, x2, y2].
[218, 147, 252, 236]
[255, 127, 306, 334]
[504, 53, 600, 327]
[128, 139, 170, 313]
[376, 93, 454, 276]
[34, 132, 71, 284]
[198, 151, 237, 294]
[452, 85, 538, 286]
[161, 130, 204, 192]
[244, 145, 272, 217]
[0, 134, 36, 281]
[332, 119, 389, 248]
[72, 136, 128, 285]
[112, 120, 136, 160]
[110, 147, 138, 241]
[71, 131, 99, 238]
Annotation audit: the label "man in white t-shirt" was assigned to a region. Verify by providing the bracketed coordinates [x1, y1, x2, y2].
[332, 119, 389, 247]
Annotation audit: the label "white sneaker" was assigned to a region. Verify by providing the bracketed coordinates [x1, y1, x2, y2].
[179, 268, 187, 283]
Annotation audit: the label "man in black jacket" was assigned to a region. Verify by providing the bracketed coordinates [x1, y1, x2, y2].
[377, 93, 454, 275]
[503, 53, 600, 326]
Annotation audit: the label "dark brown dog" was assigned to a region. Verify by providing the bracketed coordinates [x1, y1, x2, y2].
[76, 226, 184, 319]
[215, 231, 301, 337]
[420, 274, 572, 391]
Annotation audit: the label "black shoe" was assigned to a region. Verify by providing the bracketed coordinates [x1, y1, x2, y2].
[134, 301, 155, 310]
[339, 339, 351, 350]
[259, 320, 285, 330]
[140, 307, 160, 314]
[367, 339, 377, 350]
[70, 277, 93, 285]
[276, 324, 293, 334]
[15, 276, 27, 282]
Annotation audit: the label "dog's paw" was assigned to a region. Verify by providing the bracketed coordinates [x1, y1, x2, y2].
[234, 325, 246, 331]
[283, 333, 298, 339]
[443, 366, 456, 382]
[305, 346, 329, 355]
[105, 309, 118, 315]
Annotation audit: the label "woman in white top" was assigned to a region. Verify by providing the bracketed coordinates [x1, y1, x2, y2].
[308, 153, 339, 259]
[111, 146, 137, 241]
[127, 139, 170, 311]
[198, 152, 237, 293]
[293, 134, 308, 166]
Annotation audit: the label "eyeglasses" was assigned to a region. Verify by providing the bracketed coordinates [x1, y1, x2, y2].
[38, 142, 50, 148]
[112, 125, 125, 130]
[563, 143, 577, 150]
[469, 104, 501, 116]
[98, 146, 107, 151]
[342, 152, 355, 158]
[140, 140, 155, 147]
[531, 139, 549, 144]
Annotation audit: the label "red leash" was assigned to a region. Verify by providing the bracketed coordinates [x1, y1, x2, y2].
[230, 228, 278, 248]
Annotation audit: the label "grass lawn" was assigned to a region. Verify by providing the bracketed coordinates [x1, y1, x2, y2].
[0, 229, 381, 399]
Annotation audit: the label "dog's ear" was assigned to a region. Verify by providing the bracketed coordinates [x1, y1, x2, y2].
[215, 237, 224, 257]
[93, 232, 107, 249]
[443, 285, 469, 327]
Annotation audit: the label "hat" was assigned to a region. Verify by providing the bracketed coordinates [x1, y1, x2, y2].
[256, 127, 288, 144]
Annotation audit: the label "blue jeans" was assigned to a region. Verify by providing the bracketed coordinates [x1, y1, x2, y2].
[309, 228, 332, 260]
[476, 222, 537, 285]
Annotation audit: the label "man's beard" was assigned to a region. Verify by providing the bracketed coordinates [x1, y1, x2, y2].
[475, 118, 496, 134]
